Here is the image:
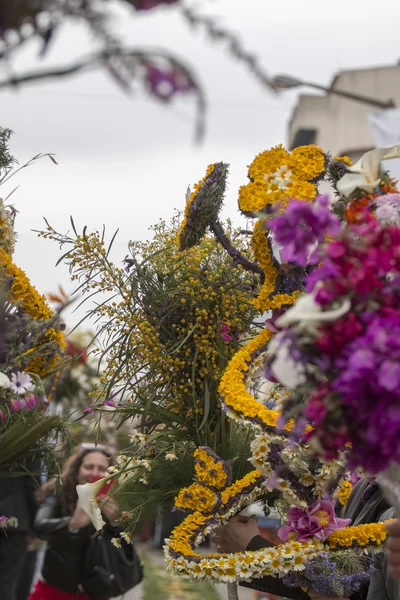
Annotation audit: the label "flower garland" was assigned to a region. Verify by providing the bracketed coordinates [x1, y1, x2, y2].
[218, 328, 281, 429]
[238, 145, 325, 214]
[0, 248, 65, 375]
[165, 444, 392, 584]
[177, 163, 216, 250]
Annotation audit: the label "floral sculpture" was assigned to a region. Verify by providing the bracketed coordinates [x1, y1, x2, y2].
[164, 144, 400, 596]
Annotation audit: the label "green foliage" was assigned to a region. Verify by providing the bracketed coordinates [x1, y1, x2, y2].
[0, 128, 16, 176]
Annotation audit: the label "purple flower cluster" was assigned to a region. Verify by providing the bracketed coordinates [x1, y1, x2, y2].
[332, 311, 400, 471]
[269, 195, 340, 266]
[283, 552, 372, 597]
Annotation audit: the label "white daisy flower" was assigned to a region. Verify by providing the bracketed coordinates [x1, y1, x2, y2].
[10, 371, 34, 395]
[165, 452, 178, 461]
[111, 537, 122, 548]
[120, 531, 132, 543]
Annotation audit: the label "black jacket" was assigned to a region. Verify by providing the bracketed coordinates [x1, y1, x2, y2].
[0, 467, 39, 534]
[241, 478, 390, 600]
[33, 495, 120, 597]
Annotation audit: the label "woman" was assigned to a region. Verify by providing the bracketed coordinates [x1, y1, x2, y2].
[28, 445, 119, 600]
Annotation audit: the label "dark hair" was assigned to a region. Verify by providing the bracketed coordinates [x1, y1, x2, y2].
[36, 445, 113, 515]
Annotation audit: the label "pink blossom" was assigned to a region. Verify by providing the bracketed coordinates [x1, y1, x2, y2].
[278, 499, 351, 543]
[220, 323, 232, 342]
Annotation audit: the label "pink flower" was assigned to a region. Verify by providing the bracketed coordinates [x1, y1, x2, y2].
[10, 399, 22, 413]
[220, 323, 232, 342]
[278, 499, 351, 543]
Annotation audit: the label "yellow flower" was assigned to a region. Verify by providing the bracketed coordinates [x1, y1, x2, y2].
[219, 328, 285, 430]
[0, 247, 65, 375]
[238, 144, 325, 213]
[334, 155, 353, 166]
[338, 479, 352, 506]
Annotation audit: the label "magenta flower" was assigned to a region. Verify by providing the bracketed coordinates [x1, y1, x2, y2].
[104, 399, 116, 407]
[0, 410, 7, 422]
[83, 406, 95, 415]
[129, 0, 180, 10]
[278, 499, 351, 543]
[220, 323, 232, 342]
[145, 64, 194, 102]
[269, 195, 340, 267]
[10, 398, 22, 413]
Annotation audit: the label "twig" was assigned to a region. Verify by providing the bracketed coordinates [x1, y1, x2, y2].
[180, 5, 277, 93]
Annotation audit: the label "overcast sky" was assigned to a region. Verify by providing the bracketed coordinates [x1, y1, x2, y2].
[2, 0, 400, 328]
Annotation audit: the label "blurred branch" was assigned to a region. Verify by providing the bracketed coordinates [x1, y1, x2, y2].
[0, 47, 206, 142]
[180, 5, 277, 93]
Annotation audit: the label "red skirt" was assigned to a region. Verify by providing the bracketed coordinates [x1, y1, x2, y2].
[28, 580, 90, 600]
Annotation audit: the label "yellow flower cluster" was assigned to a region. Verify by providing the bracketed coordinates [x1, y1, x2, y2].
[0, 248, 65, 375]
[175, 483, 220, 514]
[337, 479, 353, 506]
[327, 520, 392, 550]
[168, 511, 207, 558]
[177, 164, 216, 249]
[194, 447, 229, 489]
[333, 155, 353, 166]
[220, 470, 262, 505]
[238, 145, 325, 214]
[251, 220, 300, 312]
[219, 328, 283, 429]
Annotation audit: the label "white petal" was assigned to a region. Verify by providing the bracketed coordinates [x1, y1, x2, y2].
[270, 346, 305, 389]
[337, 144, 400, 197]
[0, 373, 11, 389]
[355, 144, 400, 179]
[76, 479, 106, 531]
[276, 294, 351, 329]
[336, 173, 379, 196]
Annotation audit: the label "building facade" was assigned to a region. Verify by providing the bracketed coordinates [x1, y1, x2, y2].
[288, 63, 400, 162]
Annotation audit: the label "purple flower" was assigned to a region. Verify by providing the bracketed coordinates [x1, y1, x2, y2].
[278, 499, 351, 542]
[220, 323, 232, 342]
[0, 410, 6, 422]
[83, 406, 95, 415]
[104, 399, 116, 407]
[10, 398, 22, 413]
[269, 195, 341, 267]
[145, 64, 194, 102]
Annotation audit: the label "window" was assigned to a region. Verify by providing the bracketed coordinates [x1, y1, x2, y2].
[290, 129, 317, 150]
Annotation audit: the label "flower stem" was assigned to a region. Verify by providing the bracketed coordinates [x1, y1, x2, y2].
[210, 220, 264, 277]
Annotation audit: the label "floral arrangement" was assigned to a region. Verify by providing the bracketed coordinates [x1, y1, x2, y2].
[54, 142, 399, 596]
[43, 212, 264, 526]
[161, 145, 398, 594]
[0, 127, 66, 477]
[265, 144, 400, 474]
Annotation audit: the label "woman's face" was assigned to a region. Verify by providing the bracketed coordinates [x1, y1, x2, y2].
[77, 451, 109, 485]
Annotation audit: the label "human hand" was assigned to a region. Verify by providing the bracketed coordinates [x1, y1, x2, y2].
[70, 502, 91, 530]
[307, 591, 349, 600]
[386, 519, 400, 579]
[211, 515, 260, 554]
[99, 496, 119, 523]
